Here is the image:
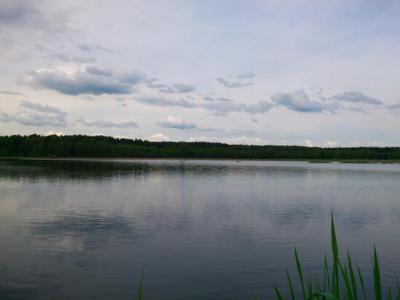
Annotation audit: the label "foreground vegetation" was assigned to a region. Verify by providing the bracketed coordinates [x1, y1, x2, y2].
[1, 135, 400, 160]
[274, 214, 399, 300]
[135, 215, 398, 299]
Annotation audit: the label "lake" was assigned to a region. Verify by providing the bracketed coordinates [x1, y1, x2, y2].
[0, 159, 399, 299]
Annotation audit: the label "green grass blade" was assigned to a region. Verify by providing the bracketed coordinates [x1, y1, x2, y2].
[274, 285, 285, 300]
[294, 248, 307, 300]
[331, 212, 340, 298]
[338, 262, 353, 300]
[347, 252, 358, 300]
[308, 277, 313, 298]
[315, 277, 322, 294]
[310, 292, 339, 300]
[324, 255, 331, 292]
[396, 279, 400, 300]
[287, 270, 295, 300]
[388, 286, 393, 300]
[138, 268, 144, 300]
[374, 246, 382, 300]
[396, 278, 400, 300]
[274, 214, 398, 300]
[357, 265, 367, 300]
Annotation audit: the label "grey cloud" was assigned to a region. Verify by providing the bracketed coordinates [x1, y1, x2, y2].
[388, 102, 400, 110]
[115, 96, 126, 102]
[203, 96, 232, 102]
[147, 79, 195, 94]
[81, 95, 96, 101]
[85, 66, 144, 84]
[347, 106, 367, 113]
[202, 96, 214, 102]
[0, 90, 22, 95]
[78, 43, 115, 54]
[137, 96, 196, 108]
[138, 88, 379, 116]
[0, 112, 66, 127]
[50, 53, 95, 63]
[171, 83, 195, 93]
[0, 113, 10, 122]
[237, 73, 256, 79]
[272, 89, 342, 113]
[331, 91, 383, 105]
[201, 100, 271, 115]
[20, 100, 66, 115]
[24, 66, 146, 95]
[271, 89, 383, 113]
[77, 119, 138, 128]
[0, 0, 68, 33]
[0, 0, 39, 24]
[157, 87, 174, 93]
[146, 80, 167, 89]
[199, 101, 241, 115]
[158, 116, 197, 130]
[217, 77, 253, 88]
[241, 101, 274, 114]
[137, 95, 273, 115]
[0, 100, 67, 127]
[86, 66, 113, 77]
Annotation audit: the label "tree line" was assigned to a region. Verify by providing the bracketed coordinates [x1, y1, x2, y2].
[0, 134, 399, 160]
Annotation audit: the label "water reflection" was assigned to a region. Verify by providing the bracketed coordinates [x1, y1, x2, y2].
[0, 159, 400, 299]
[1, 158, 399, 181]
[32, 212, 136, 251]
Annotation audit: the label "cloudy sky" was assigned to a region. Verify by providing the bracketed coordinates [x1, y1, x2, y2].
[1, 0, 399, 146]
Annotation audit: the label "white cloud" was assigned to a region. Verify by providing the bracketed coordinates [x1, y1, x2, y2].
[188, 135, 268, 145]
[158, 115, 197, 130]
[148, 133, 169, 142]
[225, 136, 267, 145]
[1, 1, 399, 146]
[323, 140, 339, 147]
[303, 139, 314, 147]
[46, 130, 64, 136]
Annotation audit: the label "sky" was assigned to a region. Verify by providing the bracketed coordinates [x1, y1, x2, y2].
[0, 0, 399, 147]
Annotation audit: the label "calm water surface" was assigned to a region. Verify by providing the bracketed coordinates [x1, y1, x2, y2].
[0, 159, 399, 299]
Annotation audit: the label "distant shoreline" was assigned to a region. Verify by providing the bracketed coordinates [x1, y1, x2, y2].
[1, 135, 400, 162]
[1, 156, 400, 164]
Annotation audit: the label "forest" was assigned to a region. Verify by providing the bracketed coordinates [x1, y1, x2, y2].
[0, 134, 399, 160]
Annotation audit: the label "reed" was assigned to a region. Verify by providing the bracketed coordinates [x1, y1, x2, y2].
[274, 213, 399, 300]
[137, 268, 144, 300]
[135, 213, 398, 299]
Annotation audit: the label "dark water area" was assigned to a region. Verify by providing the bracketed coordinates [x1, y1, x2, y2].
[0, 159, 399, 299]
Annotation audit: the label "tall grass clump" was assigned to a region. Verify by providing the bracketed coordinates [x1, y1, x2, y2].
[137, 268, 144, 300]
[274, 213, 399, 300]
